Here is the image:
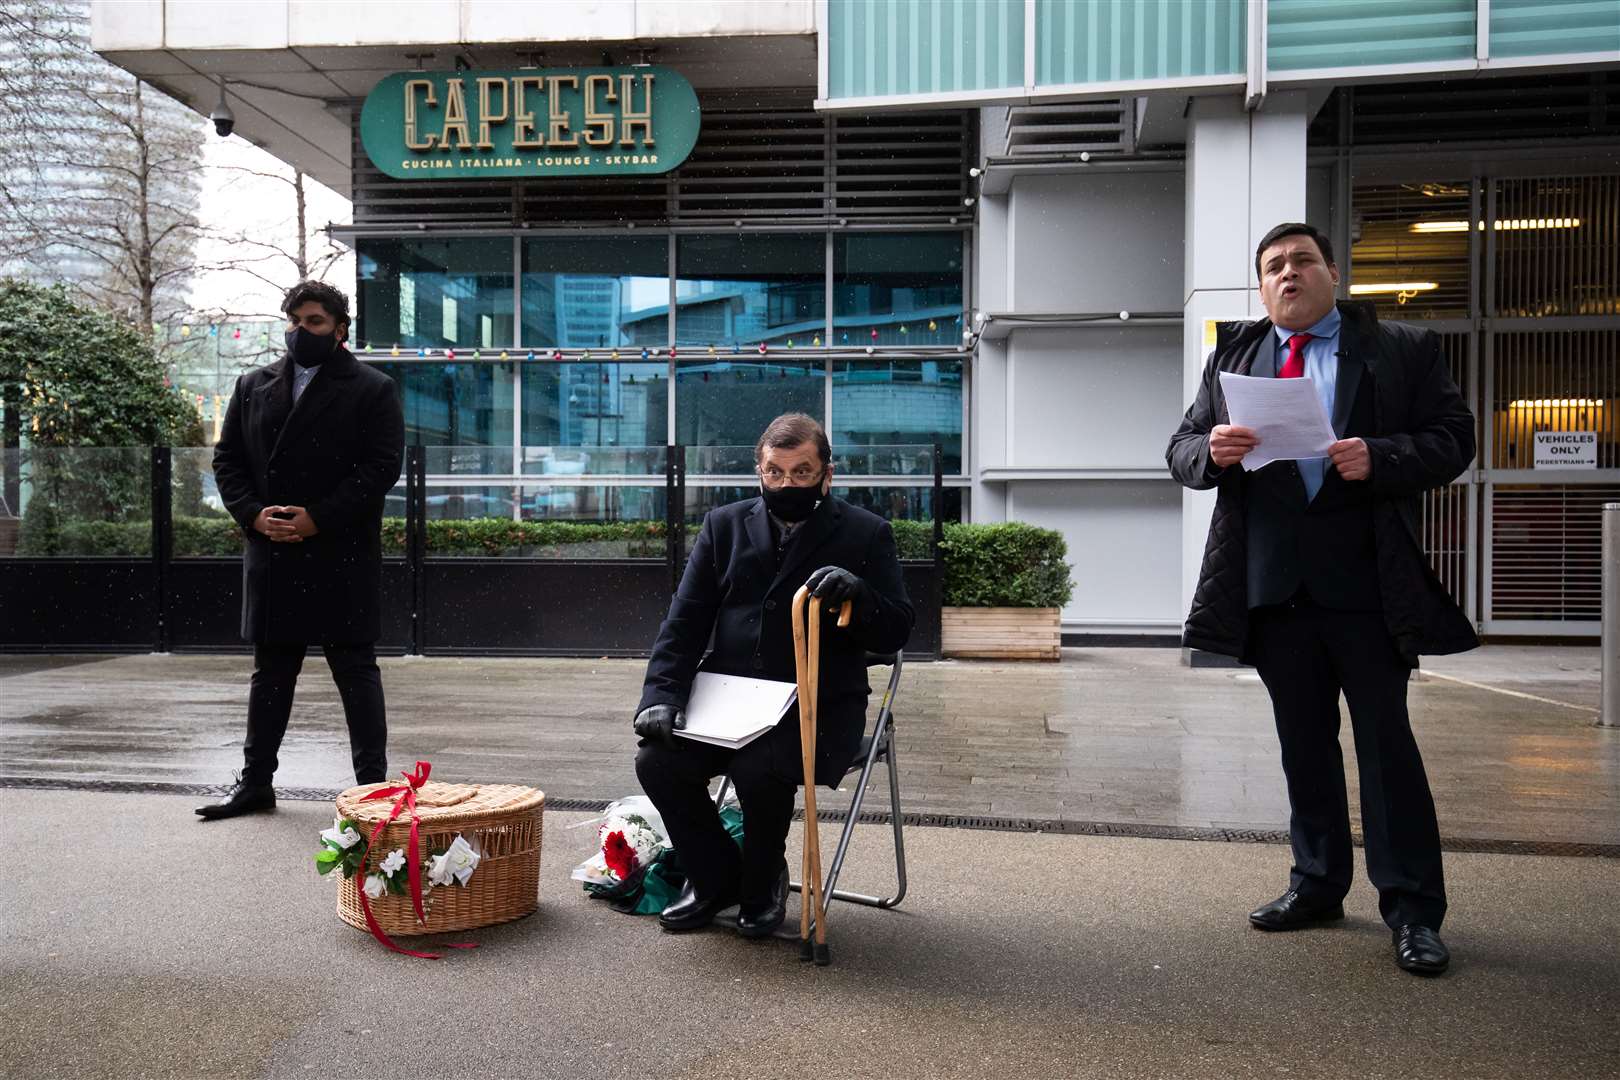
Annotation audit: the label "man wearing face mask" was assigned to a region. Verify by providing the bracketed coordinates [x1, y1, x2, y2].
[197, 280, 405, 820]
[633, 413, 914, 937]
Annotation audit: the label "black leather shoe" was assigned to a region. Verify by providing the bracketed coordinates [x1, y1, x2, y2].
[737, 862, 790, 939]
[1393, 925, 1450, 975]
[658, 881, 738, 932]
[194, 776, 275, 820]
[1248, 889, 1346, 931]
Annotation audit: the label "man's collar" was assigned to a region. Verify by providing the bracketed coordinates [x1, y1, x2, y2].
[1272, 305, 1341, 344]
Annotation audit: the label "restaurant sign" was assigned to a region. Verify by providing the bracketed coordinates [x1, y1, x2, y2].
[359, 66, 700, 179]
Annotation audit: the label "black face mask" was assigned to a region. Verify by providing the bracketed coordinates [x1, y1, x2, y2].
[760, 481, 822, 523]
[285, 326, 339, 367]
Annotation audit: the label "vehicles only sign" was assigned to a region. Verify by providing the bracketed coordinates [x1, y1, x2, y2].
[1533, 431, 1598, 469]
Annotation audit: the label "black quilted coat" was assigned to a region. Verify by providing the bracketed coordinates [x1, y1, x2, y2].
[1166, 301, 1478, 665]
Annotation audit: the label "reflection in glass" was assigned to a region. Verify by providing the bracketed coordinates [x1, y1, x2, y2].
[834, 232, 964, 346]
[521, 237, 670, 348]
[832, 360, 963, 473]
[357, 238, 515, 349]
[674, 234, 824, 347]
[522, 361, 668, 448]
[374, 362, 514, 449]
[675, 360, 822, 448]
[171, 448, 244, 557]
[4, 447, 152, 557]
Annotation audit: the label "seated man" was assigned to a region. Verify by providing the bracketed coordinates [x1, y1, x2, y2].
[634, 413, 915, 937]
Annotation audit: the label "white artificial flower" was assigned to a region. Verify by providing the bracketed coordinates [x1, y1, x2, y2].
[442, 834, 480, 885]
[379, 848, 406, 877]
[426, 852, 453, 887]
[363, 874, 387, 899]
[320, 819, 363, 850]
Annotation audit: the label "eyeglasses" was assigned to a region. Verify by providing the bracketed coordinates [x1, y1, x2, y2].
[758, 464, 823, 486]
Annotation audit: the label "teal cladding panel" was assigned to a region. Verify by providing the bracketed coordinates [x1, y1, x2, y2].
[827, 0, 1025, 99]
[1036, 0, 1245, 85]
[1491, 0, 1620, 58]
[1268, 0, 1476, 71]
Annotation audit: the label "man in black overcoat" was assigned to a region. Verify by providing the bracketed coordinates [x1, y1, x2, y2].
[1167, 222, 1478, 975]
[197, 281, 405, 820]
[633, 413, 914, 937]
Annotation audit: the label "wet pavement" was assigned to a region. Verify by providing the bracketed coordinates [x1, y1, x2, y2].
[2, 645, 1618, 1078]
[2, 645, 1616, 846]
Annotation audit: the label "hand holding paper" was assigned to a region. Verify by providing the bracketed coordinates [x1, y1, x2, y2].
[1217, 372, 1337, 471]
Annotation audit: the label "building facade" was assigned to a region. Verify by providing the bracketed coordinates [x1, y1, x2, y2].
[91, 0, 1620, 639]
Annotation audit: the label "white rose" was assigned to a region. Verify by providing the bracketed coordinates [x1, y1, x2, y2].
[363, 874, 387, 899]
[379, 848, 406, 877]
[320, 819, 363, 850]
[443, 835, 480, 885]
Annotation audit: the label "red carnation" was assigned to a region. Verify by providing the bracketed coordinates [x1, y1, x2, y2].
[603, 830, 638, 880]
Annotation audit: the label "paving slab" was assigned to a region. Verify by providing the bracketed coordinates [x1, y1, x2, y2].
[2, 788, 1616, 1080]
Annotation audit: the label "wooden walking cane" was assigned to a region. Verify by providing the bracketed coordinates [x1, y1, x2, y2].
[792, 584, 850, 967]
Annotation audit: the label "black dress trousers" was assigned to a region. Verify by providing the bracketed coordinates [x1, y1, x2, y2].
[634, 705, 830, 907]
[1249, 599, 1447, 931]
[241, 642, 389, 785]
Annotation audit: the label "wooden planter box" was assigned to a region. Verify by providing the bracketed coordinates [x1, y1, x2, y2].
[941, 606, 1061, 660]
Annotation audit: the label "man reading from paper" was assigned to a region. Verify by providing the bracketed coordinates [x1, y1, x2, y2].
[633, 413, 914, 938]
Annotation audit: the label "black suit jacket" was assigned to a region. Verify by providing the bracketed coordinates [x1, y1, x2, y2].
[639, 494, 914, 780]
[213, 347, 405, 644]
[1244, 324, 1381, 610]
[1166, 301, 1478, 663]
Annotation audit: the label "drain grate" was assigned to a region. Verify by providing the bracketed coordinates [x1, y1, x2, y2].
[4, 776, 1615, 858]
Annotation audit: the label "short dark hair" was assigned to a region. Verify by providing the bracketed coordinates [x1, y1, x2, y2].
[282, 280, 351, 338]
[1254, 223, 1335, 278]
[755, 412, 831, 466]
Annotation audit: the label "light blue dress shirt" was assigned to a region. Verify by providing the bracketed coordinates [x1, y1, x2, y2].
[292, 362, 318, 405]
[1272, 307, 1341, 501]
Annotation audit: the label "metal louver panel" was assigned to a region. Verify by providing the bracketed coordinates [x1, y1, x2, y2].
[1310, 73, 1620, 146]
[1491, 331, 1620, 470]
[1490, 485, 1620, 620]
[1000, 101, 1134, 157]
[1351, 181, 1473, 319]
[1422, 481, 1471, 612]
[1494, 176, 1620, 318]
[351, 96, 973, 229]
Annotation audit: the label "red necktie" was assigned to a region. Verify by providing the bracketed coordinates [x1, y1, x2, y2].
[1279, 333, 1312, 379]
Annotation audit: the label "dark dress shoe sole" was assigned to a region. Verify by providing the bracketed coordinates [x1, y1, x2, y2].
[1249, 905, 1345, 931]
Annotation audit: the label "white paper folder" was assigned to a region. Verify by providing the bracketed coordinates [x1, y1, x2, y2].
[674, 672, 798, 749]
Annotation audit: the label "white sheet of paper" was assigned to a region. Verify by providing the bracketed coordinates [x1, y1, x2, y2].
[675, 672, 798, 749]
[1218, 372, 1338, 471]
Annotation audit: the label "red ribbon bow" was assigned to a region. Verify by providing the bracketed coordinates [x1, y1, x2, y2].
[355, 761, 476, 959]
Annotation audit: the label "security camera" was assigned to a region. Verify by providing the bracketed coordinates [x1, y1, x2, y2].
[210, 78, 234, 137]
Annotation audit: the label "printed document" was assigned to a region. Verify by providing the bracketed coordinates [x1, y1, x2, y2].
[1218, 372, 1338, 471]
[675, 672, 798, 749]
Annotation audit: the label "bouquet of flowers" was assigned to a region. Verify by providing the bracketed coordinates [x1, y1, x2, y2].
[570, 795, 671, 896]
[315, 817, 481, 902]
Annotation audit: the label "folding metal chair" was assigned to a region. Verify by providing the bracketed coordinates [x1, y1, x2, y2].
[716, 651, 908, 923]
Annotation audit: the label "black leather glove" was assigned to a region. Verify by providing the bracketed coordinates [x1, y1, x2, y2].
[806, 565, 865, 607]
[633, 704, 685, 747]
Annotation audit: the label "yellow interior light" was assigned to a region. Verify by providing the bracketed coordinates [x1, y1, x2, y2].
[1409, 218, 1582, 233]
[1347, 282, 1439, 295]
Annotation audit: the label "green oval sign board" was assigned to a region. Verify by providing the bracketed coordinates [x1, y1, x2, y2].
[360, 66, 700, 179]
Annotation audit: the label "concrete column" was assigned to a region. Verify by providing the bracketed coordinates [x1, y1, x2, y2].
[1179, 91, 1311, 628]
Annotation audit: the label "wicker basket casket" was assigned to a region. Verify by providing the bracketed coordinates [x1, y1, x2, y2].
[334, 781, 545, 936]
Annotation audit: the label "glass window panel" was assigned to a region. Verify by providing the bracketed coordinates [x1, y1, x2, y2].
[171, 447, 244, 558]
[831, 485, 964, 526]
[8, 447, 151, 557]
[675, 359, 823, 449]
[833, 232, 964, 346]
[521, 361, 668, 448]
[357, 238, 515, 349]
[371, 361, 515, 451]
[675, 234, 825, 347]
[521, 236, 670, 349]
[832, 360, 963, 473]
